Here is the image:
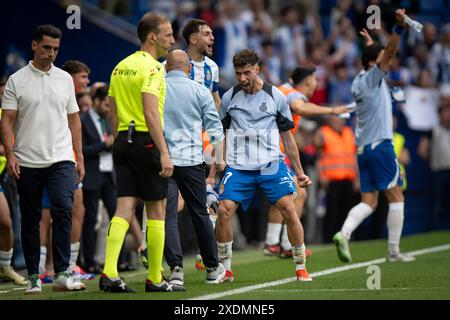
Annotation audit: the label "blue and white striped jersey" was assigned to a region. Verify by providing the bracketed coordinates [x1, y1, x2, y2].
[190, 56, 219, 93]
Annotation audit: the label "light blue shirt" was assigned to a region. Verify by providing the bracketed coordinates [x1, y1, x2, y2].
[351, 65, 393, 147]
[164, 70, 224, 166]
[220, 82, 293, 170]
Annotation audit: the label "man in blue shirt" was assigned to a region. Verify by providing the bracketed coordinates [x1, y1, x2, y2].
[163, 50, 226, 289]
[216, 49, 313, 282]
[333, 9, 415, 263]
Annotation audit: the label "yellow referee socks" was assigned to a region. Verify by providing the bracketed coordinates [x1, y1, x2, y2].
[146, 219, 165, 283]
[103, 216, 129, 278]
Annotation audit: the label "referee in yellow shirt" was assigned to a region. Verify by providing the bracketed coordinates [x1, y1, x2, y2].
[99, 12, 177, 293]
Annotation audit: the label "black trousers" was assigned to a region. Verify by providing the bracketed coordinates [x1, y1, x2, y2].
[17, 161, 76, 275]
[82, 173, 116, 269]
[164, 164, 218, 269]
[323, 180, 359, 243]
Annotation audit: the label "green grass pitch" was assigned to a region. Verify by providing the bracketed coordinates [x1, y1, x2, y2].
[1, 231, 449, 300]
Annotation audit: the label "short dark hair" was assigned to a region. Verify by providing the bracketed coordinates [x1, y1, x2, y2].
[76, 92, 89, 105]
[438, 103, 450, 114]
[361, 44, 384, 70]
[33, 24, 62, 42]
[182, 19, 209, 45]
[280, 5, 295, 17]
[261, 38, 274, 48]
[61, 60, 91, 75]
[233, 49, 260, 68]
[92, 84, 109, 101]
[291, 66, 316, 85]
[137, 12, 170, 44]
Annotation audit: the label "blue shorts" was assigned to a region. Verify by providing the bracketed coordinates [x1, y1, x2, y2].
[42, 187, 51, 209]
[219, 161, 297, 211]
[0, 185, 3, 193]
[358, 140, 403, 193]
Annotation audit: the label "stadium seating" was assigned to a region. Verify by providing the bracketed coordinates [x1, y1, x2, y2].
[419, 0, 444, 14]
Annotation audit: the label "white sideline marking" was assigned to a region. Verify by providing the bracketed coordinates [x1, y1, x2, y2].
[189, 244, 450, 300]
[261, 287, 450, 293]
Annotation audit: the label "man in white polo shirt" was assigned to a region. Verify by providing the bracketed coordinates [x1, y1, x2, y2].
[0, 24, 86, 294]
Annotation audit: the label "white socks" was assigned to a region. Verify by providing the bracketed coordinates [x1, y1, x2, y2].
[70, 242, 80, 269]
[217, 241, 233, 270]
[0, 249, 13, 269]
[341, 202, 374, 240]
[39, 246, 47, 274]
[265, 223, 282, 245]
[141, 212, 148, 250]
[281, 224, 291, 250]
[292, 244, 306, 271]
[387, 202, 404, 255]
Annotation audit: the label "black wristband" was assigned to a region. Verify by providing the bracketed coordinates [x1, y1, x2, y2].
[393, 24, 404, 35]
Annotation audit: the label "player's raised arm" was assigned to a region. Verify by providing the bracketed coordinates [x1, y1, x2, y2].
[290, 98, 349, 116]
[359, 28, 374, 47]
[378, 9, 407, 72]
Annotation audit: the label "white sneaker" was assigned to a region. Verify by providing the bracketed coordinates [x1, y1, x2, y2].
[387, 252, 416, 262]
[52, 271, 86, 292]
[0, 266, 27, 285]
[25, 274, 42, 295]
[169, 266, 184, 286]
[206, 263, 226, 284]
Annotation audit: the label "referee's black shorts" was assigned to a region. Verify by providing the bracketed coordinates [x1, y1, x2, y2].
[113, 131, 168, 201]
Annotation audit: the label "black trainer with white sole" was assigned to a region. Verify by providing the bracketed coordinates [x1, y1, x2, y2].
[99, 274, 136, 293]
[145, 279, 186, 292]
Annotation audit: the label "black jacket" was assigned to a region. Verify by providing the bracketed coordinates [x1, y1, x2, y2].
[81, 111, 115, 191]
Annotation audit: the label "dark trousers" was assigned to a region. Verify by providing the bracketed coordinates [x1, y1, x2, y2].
[82, 173, 116, 269]
[17, 161, 76, 275]
[323, 180, 359, 243]
[164, 164, 218, 269]
[433, 170, 450, 229]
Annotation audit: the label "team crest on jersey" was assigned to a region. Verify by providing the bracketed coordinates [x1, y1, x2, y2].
[259, 102, 268, 112]
[219, 184, 224, 195]
[206, 69, 212, 81]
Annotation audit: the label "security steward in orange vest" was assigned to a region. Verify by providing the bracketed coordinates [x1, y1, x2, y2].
[314, 115, 359, 243]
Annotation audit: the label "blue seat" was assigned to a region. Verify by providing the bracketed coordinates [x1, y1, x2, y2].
[321, 15, 331, 38]
[414, 14, 442, 30]
[419, 0, 444, 13]
[319, 0, 336, 15]
[131, 0, 151, 18]
[400, 0, 412, 9]
[83, 0, 100, 6]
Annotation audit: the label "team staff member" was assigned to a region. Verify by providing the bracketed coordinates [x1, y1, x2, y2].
[1, 24, 86, 294]
[163, 50, 225, 290]
[99, 12, 178, 293]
